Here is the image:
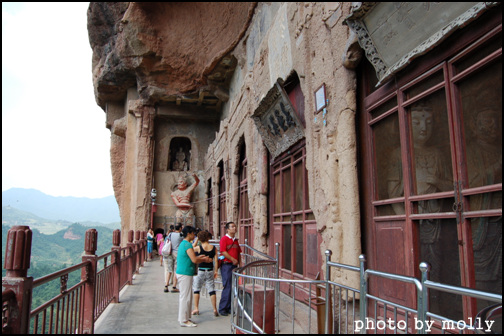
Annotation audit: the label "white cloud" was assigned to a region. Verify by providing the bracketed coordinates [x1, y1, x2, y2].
[2, 2, 114, 199]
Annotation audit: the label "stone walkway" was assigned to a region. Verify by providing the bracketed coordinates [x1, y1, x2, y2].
[94, 258, 232, 334]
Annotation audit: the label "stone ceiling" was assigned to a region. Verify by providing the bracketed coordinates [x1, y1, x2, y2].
[88, 2, 255, 111]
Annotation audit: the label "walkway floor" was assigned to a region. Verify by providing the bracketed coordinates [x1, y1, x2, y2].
[95, 258, 232, 334]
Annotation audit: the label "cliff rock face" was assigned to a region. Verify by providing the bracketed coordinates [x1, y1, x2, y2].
[88, 2, 256, 108]
[87, 2, 363, 291]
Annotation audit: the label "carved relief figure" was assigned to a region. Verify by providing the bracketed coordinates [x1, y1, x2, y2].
[172, 147, 188, 171]
[388, 101, 452, 214]
[466, 106, 502, 293]
[388, 101, 454, 264]
[388, 100, 457, 315]
[409, 103, 453, 276]
[171, 173, 200, 222]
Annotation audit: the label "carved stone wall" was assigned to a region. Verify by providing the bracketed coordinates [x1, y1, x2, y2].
[203, 2, 361, 287]
[88, 2, 361, 288]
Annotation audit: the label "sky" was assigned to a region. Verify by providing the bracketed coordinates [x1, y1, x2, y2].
[2, 2, 114, 199]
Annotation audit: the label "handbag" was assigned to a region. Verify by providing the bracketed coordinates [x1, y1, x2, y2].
[161, 236, 172, 256]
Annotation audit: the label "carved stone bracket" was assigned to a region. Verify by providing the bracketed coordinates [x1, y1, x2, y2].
[252, 80, 305, 159]
[60, 274, 68, 294]
[344, 2, 499, 86]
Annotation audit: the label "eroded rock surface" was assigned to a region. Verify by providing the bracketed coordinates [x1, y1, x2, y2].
[88, 2, 256, 108]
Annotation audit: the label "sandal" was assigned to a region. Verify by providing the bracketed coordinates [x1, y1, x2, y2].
[171, 287, 180, 292]
[214, 310, 219, 317]
[192, 310, 200, 315]
[164, 286, 169, 293]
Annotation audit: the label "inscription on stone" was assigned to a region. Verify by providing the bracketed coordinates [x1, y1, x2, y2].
[252, 81, 304, 159]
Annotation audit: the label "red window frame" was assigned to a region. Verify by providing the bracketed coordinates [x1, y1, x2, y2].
[218, 161, 227, 239]
[238, 144, 253, 245]
[359, 12, 501, 325]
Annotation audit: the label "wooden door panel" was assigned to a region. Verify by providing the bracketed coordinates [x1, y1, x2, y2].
[374, 221, 410, 306]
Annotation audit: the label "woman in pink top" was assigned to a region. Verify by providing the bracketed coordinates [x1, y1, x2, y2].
[156, 233, 164, 266]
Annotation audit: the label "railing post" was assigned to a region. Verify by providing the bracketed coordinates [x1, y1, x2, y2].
[419, 262, 430, 334]
[274, 242, 280, 334]
[81, 229, 98, 334]
[127, 230, 135, 284]
[134, 230, 141, 273]
[358, 254, 367, 334]
[2, 226, 33, 334]
[111, 230, 121, 304]
[140, 231, 146, 266]
[325, 250, 333, 334]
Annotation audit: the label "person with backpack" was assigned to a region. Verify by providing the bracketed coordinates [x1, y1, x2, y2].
[161, 226, 174, 292]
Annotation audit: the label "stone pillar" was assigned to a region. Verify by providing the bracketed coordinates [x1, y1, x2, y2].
[81, 229, 98, 334]
[122, 98, 156, 240]
[2, 226, 33, 334]
[108, 93, 155, 248]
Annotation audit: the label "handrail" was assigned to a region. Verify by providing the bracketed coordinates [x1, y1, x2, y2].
[236, 260, 277, 274]
[97, 250, 115, 262]
[423, 280, 502, 302]
[232, 250, 503, 334]
[30, 281, 86, 316]
[32, 261, 90, 288]
[2, 226, 148, 334]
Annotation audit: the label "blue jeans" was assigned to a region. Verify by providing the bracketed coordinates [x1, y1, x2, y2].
[219, 263, 236, 313]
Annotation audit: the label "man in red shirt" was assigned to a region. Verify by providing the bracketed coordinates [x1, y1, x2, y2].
[218, 222, 241, 316]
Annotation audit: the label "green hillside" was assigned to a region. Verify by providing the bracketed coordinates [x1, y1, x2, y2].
[2, 223, 116, 309]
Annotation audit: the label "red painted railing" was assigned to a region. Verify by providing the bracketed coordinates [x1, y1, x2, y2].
[2, 226, 147, 334]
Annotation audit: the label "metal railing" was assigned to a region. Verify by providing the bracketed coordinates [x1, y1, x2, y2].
[4, 226, 501, 334]
[2, 226, 147, 334]
[231, 249, 502, 334]
[231, 243, 282, 334]
[30, 261, 88, 334]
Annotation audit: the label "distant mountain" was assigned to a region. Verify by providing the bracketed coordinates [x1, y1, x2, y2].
[2, 188, 120, 224]
[2, 206, 120, 234]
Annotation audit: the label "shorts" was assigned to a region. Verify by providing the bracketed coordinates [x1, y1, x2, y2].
[163, 252, 177, 273]
[193, 268, 216, 294]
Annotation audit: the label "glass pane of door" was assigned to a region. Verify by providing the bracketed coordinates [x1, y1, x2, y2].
[283, 168, 292, 213]
[283, 225, 291, 271]
[455, 48, 502, 312]
[418, 218, 462, 320]
[459, 61, 502, 189]
[374, 113, 404, 216]
[294, 161, 304, 211]
[471, 216, 502, 312]
[295, 224, 303, 275]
